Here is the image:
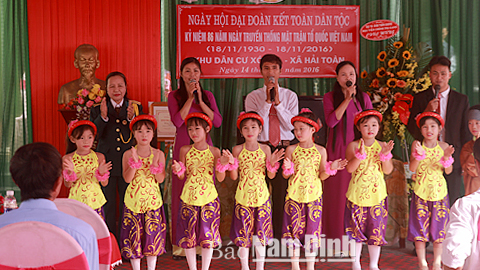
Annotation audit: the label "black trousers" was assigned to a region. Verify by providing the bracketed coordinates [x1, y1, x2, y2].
[102, 175, 128, 245]
[266, 143, 289, 240]
[446, 167, 464, 207]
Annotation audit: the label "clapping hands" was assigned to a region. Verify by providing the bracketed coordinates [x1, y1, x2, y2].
[444, 145, 455, 157]
[412, 141, 425, 156]
[98, 160, 112, 175]
[271, 148, 285, 166]
[63, 158, 75, 175]
[331, 158, 348, 171]
[220, 149, 234, 166]
[379, 140, 394, 156]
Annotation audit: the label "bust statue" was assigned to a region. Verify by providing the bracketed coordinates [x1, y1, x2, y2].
[58, 44, 106, 105]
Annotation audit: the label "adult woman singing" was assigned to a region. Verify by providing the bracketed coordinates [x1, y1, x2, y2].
[322, 61, 373, 242]
[167, 57, 223, 260]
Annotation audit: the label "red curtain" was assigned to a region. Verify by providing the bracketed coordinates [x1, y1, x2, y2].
[27, 0, 161, 155]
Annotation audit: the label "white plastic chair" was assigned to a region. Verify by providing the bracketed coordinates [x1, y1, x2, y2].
[0, 221, 89, 269]
[54, 198, 112, 270]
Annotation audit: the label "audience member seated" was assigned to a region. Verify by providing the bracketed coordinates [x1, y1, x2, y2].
[442, 139, 480, 270]
[0, 142, 99, 270]
[0, 221, 89, 269]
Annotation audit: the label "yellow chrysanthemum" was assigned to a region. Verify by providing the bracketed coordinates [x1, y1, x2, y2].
[88, 92, 96, 100]
[99, 90, 106, 97]
[388, 59, 399, 68]
[387, 78, 397, 87]
[393, 41, 403, 48]
[376, 67, 386, 78]
[77, 89, 83, 95]
[361, 70, 368, 78]
[402, 51, 411, 60]
[377, 51, 387, 61]
[397, 70, 409, 77]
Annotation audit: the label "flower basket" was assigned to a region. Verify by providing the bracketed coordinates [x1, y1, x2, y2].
[361, 30, 433, 154]
[60, 84, 106, 121]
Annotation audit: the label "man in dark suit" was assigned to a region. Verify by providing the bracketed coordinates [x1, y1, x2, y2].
[90, 71, 142, 241]
[407, 56, 470, 206]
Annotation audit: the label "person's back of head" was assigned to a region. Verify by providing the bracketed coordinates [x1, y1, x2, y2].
[9, 142, 62, 202]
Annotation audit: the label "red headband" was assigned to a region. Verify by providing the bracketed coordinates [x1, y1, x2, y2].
[236, 112, 264, 129]
[354, 110, 383, 125]
[416, 111, 444, 128]
[185, 112, 213, 129]
[68, 120, 97, 137]
[130, 114, 157, 130]
[291, 116, 322, 132]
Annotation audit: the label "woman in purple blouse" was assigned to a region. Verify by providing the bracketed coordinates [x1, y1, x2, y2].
[322, 61, 373, 241]
[167, 57, 222, 259]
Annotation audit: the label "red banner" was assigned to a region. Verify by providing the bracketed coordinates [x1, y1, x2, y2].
[177, 5, 359, 78]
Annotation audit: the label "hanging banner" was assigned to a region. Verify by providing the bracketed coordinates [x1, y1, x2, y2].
[177, 5, 360, 78]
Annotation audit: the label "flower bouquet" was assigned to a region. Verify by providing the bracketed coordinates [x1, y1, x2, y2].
[62, 84, 106, 120]
[361, 34, 433, 144]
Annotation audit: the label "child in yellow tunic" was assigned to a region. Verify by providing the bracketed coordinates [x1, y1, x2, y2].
[63, 120, 111, 218]
[345, 110, 394, 270]
[408, 112, 454, 270]
[121, 115, 167, 270]
[172, 112, 228, 270]
[282, 108, 347, 270]
[228, 111, 284, 270]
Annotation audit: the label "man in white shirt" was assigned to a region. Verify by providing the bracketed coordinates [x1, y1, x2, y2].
[442, 139, 480, 270]
[0, 142, 99, 270]
[245, 54, 298, 240]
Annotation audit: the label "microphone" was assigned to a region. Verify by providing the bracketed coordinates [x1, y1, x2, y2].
[190, 79, 199, 104]
[434, 84, 441, 98]
[269, 77, 275, 102]
[346, 80, 359, 110]
[346, 80, 353, 97]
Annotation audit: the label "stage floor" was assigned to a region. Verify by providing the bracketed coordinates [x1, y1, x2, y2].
[115, 241, 434, 269]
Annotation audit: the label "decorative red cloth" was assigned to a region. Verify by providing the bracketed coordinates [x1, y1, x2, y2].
[98, 236, 111, 265]
[109, 233, 122, 269]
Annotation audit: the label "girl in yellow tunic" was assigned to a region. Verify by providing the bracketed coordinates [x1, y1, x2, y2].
[63, 120, 112, 218]
[121, 115, 167, 270]
[228, 111, 284, 270]
[408, 112, 454, 270]
[172, 112, 228, 270]
[282, 108, 347, 270]
[344, 110, 394, 270]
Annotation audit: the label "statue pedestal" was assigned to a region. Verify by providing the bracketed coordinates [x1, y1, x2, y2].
[59, 109, 77, 124]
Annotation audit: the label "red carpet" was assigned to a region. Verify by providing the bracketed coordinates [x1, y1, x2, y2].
[115, 242, 433, 269]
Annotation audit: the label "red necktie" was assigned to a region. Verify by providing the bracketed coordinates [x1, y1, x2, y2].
[269, 104, 281, 147]
[115, 106, 121, 114]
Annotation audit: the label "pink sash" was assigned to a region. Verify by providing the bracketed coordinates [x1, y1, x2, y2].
[0, 253, 88, 270]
